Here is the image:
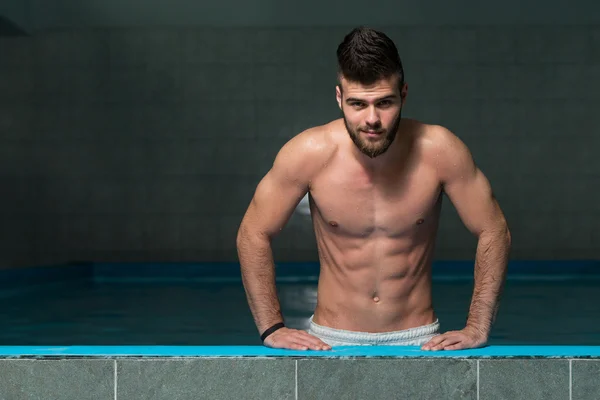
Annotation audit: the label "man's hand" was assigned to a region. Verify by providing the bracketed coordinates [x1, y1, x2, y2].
[263, 327, 332, 351]
[421, 326, 488, 351]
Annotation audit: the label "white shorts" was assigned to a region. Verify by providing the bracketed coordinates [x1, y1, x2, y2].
[307, 315, 440, 346]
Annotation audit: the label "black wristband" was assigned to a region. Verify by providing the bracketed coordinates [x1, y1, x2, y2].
[260, 322, 285, 342]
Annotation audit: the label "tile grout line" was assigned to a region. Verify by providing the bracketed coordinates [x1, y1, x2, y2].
[295, 360, 298, 400]
[114, 359, 118, 400]
[477, 360, 480, 400]
[569, 359, 572, 400]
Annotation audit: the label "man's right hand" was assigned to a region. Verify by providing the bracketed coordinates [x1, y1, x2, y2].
[263, 327, 332, 351]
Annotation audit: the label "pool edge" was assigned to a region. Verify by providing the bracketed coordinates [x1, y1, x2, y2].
[0, 345, 599, 358]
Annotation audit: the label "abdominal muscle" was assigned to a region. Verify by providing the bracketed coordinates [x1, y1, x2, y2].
[311, 210, 440, 333]
[306, 120, 443, 333]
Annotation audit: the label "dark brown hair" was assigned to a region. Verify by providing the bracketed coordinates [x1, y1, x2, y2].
[336, 26, 404, 87]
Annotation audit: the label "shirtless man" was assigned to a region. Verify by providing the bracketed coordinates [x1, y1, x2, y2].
[236, 27, 511, 351]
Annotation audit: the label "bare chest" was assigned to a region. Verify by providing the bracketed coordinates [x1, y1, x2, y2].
[310, 162, 442, 237]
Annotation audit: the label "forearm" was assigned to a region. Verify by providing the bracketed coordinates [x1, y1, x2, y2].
[237, 229, 284, 334]
[466, 225, 511, 337]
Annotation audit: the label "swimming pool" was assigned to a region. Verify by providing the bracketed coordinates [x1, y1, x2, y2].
[0, 265, 599, 346]
[0, 261, 598, 399]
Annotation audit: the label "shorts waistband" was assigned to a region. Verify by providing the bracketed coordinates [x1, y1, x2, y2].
[308, 315, 440, 345]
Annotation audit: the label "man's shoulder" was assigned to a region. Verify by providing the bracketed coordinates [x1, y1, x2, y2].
[407, 119, 476, 182]
[407, 119, 468, 158]
[405, 119, 458, 146]
[272, 121, 341, 180]
[281, 121, 341, 162]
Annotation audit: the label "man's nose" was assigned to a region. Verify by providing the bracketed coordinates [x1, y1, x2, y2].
[365, 108, 381, 127]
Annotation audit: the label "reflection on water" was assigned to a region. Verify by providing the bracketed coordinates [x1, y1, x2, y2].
[0, 279, 598, 346]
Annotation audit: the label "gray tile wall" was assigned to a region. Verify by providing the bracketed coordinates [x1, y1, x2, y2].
[0, 359, 114, 399]
[21, 0, 600, 30]
[479, 359, 570, 399]
[0, 26, 598, 268]
[0, 357, 598, 399]
[0, 2, 29, 32]
[297, 358, 477, 399]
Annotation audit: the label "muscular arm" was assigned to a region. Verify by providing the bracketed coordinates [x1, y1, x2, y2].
[236, 129, 332, 335]
[435, 127, 511, 338]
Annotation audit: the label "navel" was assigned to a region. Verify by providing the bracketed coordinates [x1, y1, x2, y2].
[372, 290, 380, 303]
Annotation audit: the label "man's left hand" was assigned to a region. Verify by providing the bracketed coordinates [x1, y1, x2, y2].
[421, 326, 488, 351]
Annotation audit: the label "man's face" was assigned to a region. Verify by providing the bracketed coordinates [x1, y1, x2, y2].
[336, 74, 407, 158]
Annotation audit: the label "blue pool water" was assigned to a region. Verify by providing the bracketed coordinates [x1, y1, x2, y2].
[0, 262, 598, 346]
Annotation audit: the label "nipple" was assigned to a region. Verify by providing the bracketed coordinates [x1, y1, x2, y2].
[416, 218, 424, 225]
[329, 221, 338, 227]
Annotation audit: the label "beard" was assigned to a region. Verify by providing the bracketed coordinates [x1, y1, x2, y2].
[342, 108, 402, 158]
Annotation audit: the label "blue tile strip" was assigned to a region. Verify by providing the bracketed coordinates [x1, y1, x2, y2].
[0, 345, 598, 358]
